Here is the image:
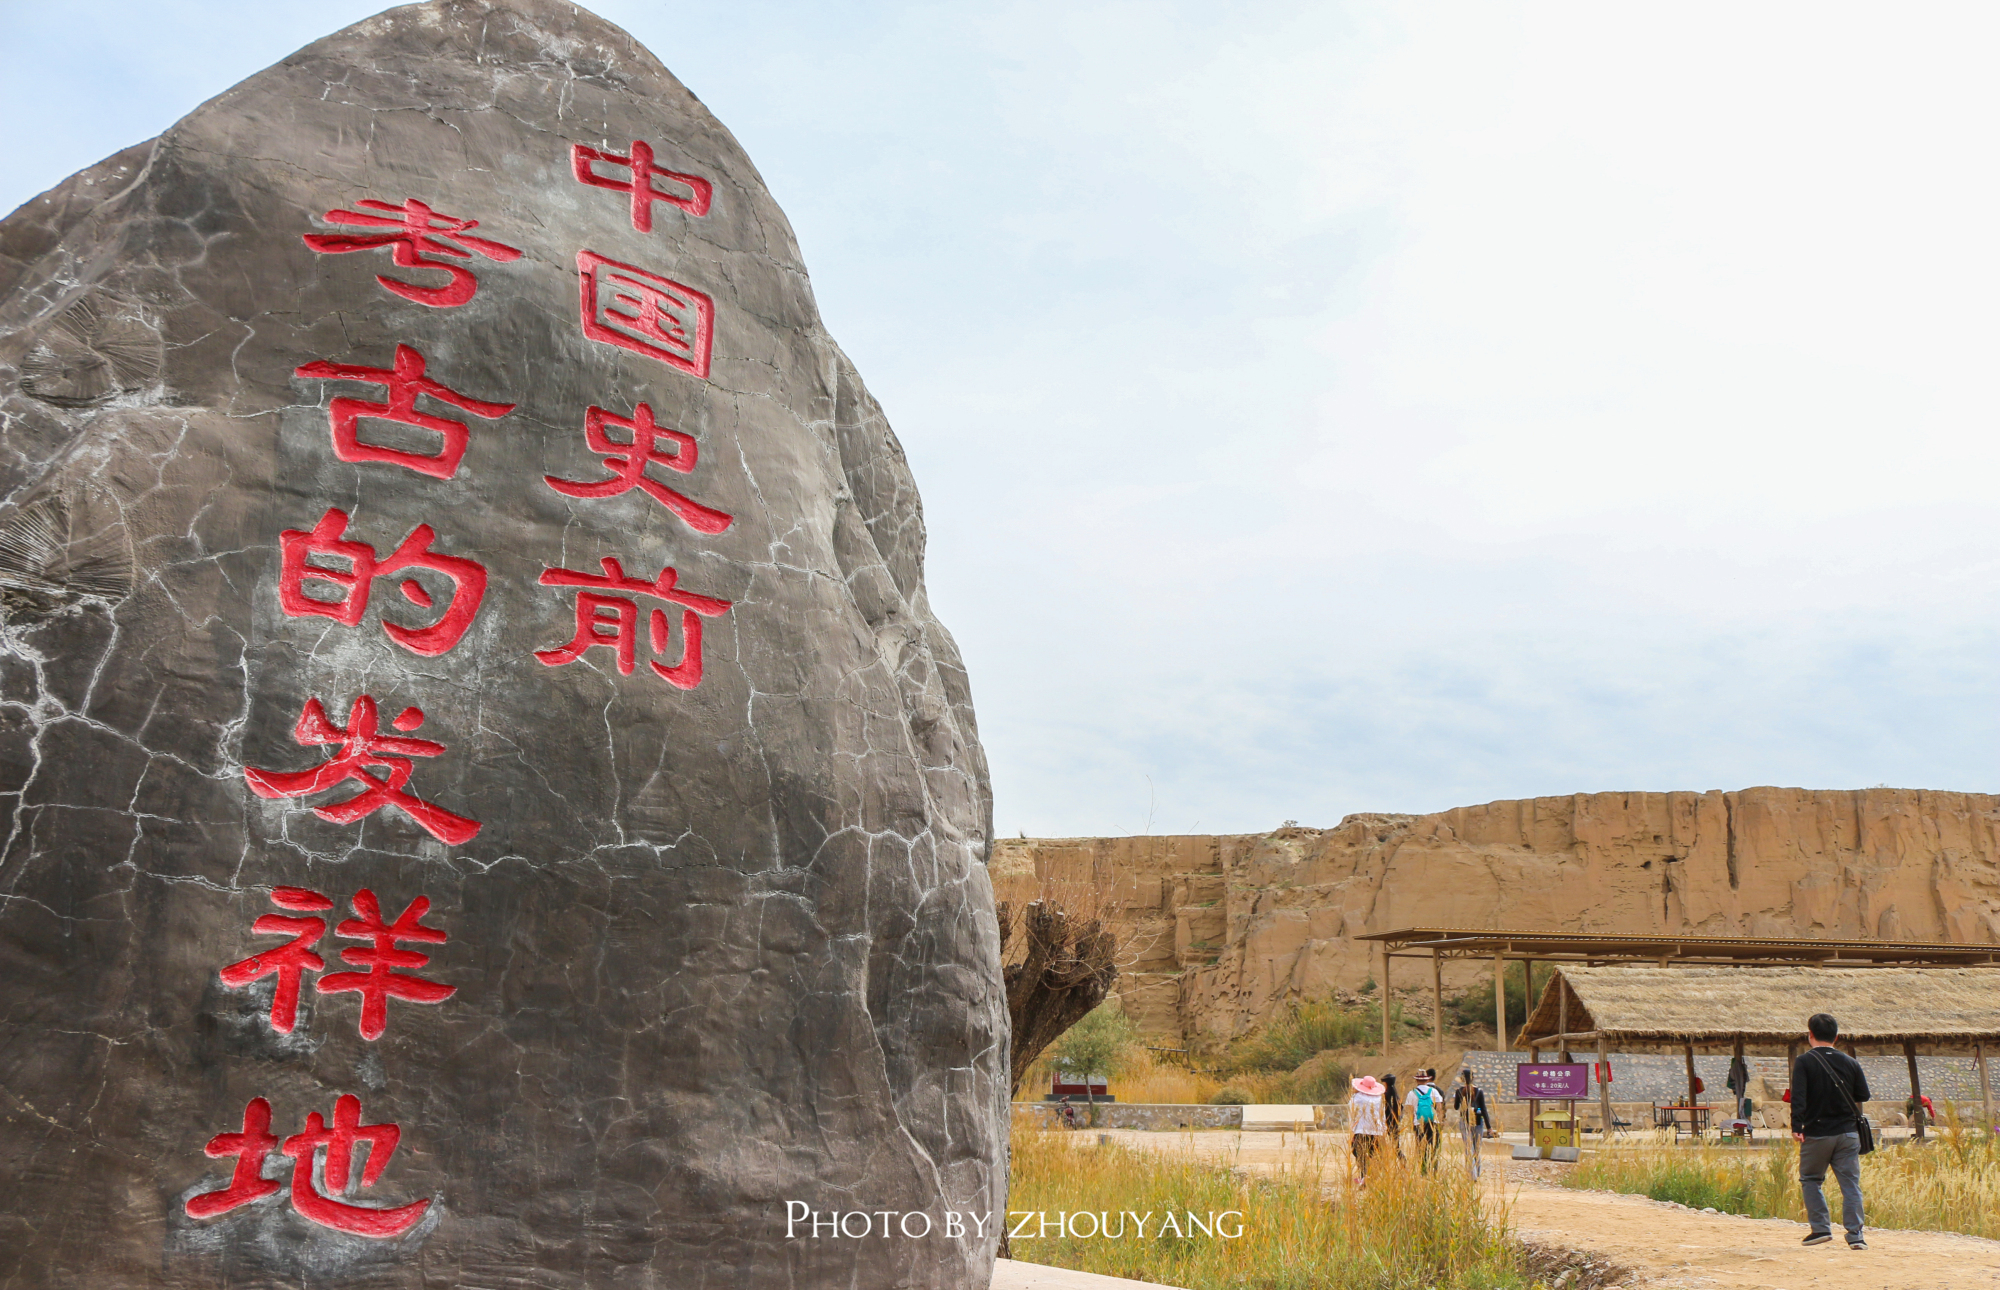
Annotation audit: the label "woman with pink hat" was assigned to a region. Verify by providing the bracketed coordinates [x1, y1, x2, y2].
[1348, 1075, 1388, 1183]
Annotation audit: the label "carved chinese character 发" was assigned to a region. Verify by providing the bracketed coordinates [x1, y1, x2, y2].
[219, 887, 334, 1033]
[303, 197, 522, 308]
[571, 139, 712, 231]
[318, 890, 456, 1041]
[576, 250, 713, 378]
[279, 507, 487, 655]
[536, 556, 731, 690]
[294, 344, 516, 479]
[187, 1095, 431, 1239]
[244, 696, 480, 845]
[544, 402, 732, 534]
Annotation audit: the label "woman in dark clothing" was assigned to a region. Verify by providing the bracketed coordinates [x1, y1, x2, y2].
[1452, 1068, 1489, 1178]
[1382, 1073, 1403, 1157]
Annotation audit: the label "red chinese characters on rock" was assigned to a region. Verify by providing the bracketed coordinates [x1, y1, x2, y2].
[187, 1095, 431, 1238]
[535, 557, 731, 690]
[543, 402, 732, 534]
[571, 139, 712, 231]
[303, 198, 522, 308]
[244, 697, 481, 845]
[294, 344, 516, 479]
[577, 250, 714, 378]
[218, 887, 334, 1034]
[279, 508, 487, 655]
[317, 890, 456, 1041]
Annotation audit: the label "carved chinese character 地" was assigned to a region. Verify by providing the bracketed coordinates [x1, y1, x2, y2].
[187, 1095, 431, 1238]
[294, 344, 515, 479]
[544, 402, 733, 534]
[536, 556, 731, 690]
[244, 696, 480, 844]
[571, 139, 712, 231]
[278, 507, 487, 655]
[576, 251, 714, 378]
[303, 197, 521, 308]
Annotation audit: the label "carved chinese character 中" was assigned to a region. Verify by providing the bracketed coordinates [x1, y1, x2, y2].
[303, 198, 522, 307]
[576, 251, 713, 378]
[535, 556, 731, 690]
[317, 889, 456, 1041]
[294, 344, 516, 479]
[543, 402, 732, 534]
[278, 507, 487, 656]
[218, 887, 333, 1033]
[570, 139, 712, 231]
[186, 1095, 430, 1239]
[244, 696, 480, 845]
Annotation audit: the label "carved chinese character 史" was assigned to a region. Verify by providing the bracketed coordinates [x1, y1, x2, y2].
[303, 197, 522, 307]
[536, 556, 731, 690]
[244, 696, 480, 845]
[544, 403, 732, 534]
[576, 251, 713, 378]
[278, 507, 487, 655]
[218, 887, 334, 1033]
[294, 344, 516, 479]
[187, 1095, 430, 1239]
[318, 889, 456, 1041]
[571, 139, 712, 231]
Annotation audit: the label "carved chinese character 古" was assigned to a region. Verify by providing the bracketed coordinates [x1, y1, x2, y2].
[294, 344, 515, 479]
[278, 507, 487, 655]
[218, 887, 334, 1033]
[244, 696, 480, 845]
[576, 251, 713, 378]
[571, 139, 712, 231]
[536, 556, 731, 690]
[187, 1095, 430, 1239]
[317, 889, 456, 1041]
[544, 403, 732, 534]
[303, 197, 522, 307]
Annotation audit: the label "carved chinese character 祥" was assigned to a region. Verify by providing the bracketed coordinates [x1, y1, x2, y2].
[544, 403, 732, 534]
[244, 696, 481, 845]
[303, 197, 522, 307]
[317, 889, 456, 1041]
[571, 139, 712, 231]
[294, 343, 516, 479]
[187, 1095, 431, 1239]
[576, 251, 713, 378]
[218, 887, 334, 1033]
[536, 556, 731, 690]
[278, 507, 488, 655]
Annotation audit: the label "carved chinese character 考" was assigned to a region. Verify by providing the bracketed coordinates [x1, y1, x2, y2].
[303, 197, 522, 308]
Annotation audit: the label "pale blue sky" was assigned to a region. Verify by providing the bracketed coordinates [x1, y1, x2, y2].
[5, 2, 1998, 837]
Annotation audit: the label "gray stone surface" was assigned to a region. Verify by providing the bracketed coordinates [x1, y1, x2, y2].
[0, 2, 1006, 1286]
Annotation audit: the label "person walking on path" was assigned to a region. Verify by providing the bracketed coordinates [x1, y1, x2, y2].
[1791, 1012, 1871, 1251]
[1382, 1073, 1404, 1158]
[1348, 1075, 1388, 1186]
[1407, 1069, 1444, 1170]
[1452, 1068, 1488, 1179]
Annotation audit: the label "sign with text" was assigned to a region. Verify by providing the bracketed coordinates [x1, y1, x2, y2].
[1516, 1063, 1590, 1099]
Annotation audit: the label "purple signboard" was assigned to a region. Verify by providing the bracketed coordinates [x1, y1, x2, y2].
[1517, 1063, 1590, 1098]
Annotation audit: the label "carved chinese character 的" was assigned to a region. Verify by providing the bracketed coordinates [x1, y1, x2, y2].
[303, 198, 522, 307]
[317, 889, 456, 1041]
[576, 251, 713, 378]
[543, 403, 732, 534]
[187, 1095, 431, 1238]
[218, 887, 334, 1033]
[535, 556, 731, 690]
[294, 344, 516, 479]
[571, 139, 712, 231]
[244, 696, 481, 845]
[278, 507, 488, 655]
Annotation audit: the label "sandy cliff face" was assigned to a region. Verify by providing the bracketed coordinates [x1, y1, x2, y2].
[990, 788, 2000, 1043]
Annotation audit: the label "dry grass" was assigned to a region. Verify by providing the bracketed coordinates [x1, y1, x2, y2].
[1117, 1052, 1224, 1105]
[1008, 1127, 1541, 1289]
[1566, 1110, 2000, 1240]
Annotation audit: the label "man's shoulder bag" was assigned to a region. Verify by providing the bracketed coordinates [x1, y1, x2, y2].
[1810, 1047, 1875, 1155]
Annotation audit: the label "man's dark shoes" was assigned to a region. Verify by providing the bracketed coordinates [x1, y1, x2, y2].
[1802, 1233, 1833, 1246]
[1848, 1240, 1867, 1250]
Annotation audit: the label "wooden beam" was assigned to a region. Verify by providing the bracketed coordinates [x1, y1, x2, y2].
[1494, 953, 1507, 1052]
[1905, 1038, 1926, 1140]
[1684, 1040, 1699, 1115]
[1979, 1040, 1993, 1132]
[1381, 941, 1392, 1061]
[1598, 1032, 1614, 1141]
[1431, 947, 1443, 1056]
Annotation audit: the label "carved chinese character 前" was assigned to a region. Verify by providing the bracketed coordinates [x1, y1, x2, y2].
[244, 696, 480, 845]
[543, 403, 732, 534]
[294, 344, 515, 479]
[303, 198, 522, 308]
[535, 556, 731, 690]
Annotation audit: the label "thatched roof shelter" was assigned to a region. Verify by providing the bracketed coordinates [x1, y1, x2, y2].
[1516, 964, 2000, 1055]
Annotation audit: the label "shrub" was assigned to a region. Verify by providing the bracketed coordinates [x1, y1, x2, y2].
[1210, 1086, 1251, 1105]
[1230, 997, 1382, 1074]
[1052, 998, 1141, 1086]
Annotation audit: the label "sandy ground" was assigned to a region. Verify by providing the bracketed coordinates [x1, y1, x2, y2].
[1076, 1128, 2000, 1289]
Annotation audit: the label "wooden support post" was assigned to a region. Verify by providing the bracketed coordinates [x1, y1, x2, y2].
[1380, 942, 1392, 1061]
[1494, 954, 1507, 1053]
[1685, 1040, 1699, 1118]
[1529, 1042, 1541, 1143]
[1557, 974, 1569, 1059]
[1730, 1034, 1746, 1128]
[1597, 1032, 1614, 1140]
[1979, 1041, 1993, 1132]
[1905, 1038, 1926, 1140]
[1432, 948, 1443, 1056]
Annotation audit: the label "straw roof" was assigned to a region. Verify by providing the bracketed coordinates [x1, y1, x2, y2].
[1515, 964, 2000, 1052]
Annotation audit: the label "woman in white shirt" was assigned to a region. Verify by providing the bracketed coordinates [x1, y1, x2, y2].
[1348, 1075, 1387, 1184]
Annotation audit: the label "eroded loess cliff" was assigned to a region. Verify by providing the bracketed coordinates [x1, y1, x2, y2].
[990, 788, 2000, 1044]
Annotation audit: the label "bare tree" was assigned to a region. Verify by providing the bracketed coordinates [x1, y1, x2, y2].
[998, 899, 1120, 1098]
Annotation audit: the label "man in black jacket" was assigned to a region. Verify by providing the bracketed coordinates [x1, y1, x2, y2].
[1791, 1012, 1871, 1250]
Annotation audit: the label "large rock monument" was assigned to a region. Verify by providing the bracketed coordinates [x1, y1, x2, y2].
[0, 2, 1008, 1285]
